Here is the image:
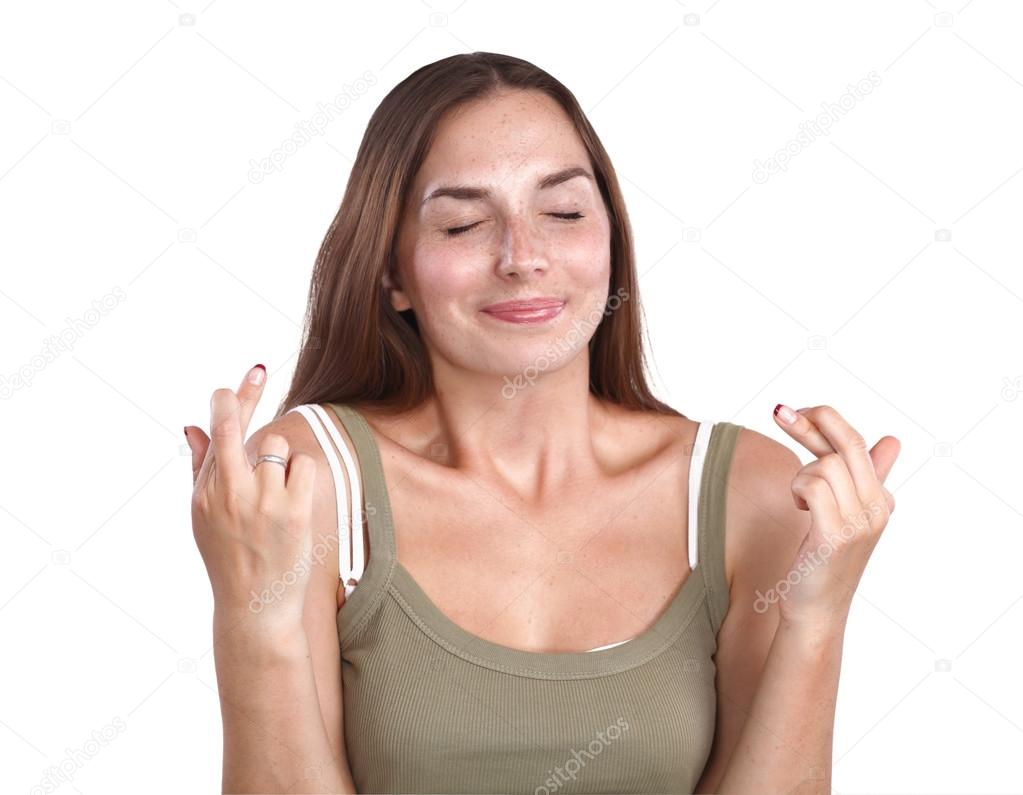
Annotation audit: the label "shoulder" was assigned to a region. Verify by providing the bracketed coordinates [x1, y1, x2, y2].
[244, 404, 322, 462]
[243, 405, 362, 536]
[244, 403, 357, 464]
[723, 425, 810, 591]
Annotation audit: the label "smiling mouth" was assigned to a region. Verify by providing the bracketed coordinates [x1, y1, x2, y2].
[480, 300, 566, 325]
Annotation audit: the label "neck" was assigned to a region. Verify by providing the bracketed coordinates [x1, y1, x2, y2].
[419, 353, 616, 503]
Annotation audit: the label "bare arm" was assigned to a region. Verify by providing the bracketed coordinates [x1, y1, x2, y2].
[213, 615, 355, 793]
[697, 407, 899, 793]
[713, 617, 844, 793]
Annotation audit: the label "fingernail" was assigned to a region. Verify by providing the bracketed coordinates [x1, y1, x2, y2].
[183, 426, 191, 442]
[774, 403, 797, 424]
[248, 364, 266, 385]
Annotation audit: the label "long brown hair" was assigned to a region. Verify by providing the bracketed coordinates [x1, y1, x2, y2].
[276, 51, 680, 420]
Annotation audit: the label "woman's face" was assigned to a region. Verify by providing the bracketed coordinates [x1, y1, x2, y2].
[390, 88, 613, 382]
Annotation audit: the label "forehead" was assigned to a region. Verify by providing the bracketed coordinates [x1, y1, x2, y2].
[414, 90, 590, 194]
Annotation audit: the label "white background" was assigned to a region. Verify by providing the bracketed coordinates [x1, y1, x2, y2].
[2, 0, 1022, 792]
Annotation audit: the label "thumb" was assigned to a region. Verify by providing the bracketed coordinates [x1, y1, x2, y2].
[869, 436, 901, 484]
[869, 435, 901, 514]
[184, 425, 211, 487]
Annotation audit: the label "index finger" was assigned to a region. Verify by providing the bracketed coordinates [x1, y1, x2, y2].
[209, 365, 266, 489]
[195, 364, 266, 489]
[774, 404, 834, 456]
[776, 403, 883, 504]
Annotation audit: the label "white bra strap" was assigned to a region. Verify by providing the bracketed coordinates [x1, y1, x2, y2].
[687, 421, 713, 571]
[285, 404, 364, 597]
[307, 404, 367, 591]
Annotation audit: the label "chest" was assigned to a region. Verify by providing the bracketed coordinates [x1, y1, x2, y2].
[382, 454, 695, 654]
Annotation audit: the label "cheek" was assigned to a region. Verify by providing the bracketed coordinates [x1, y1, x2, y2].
[405, 245, 480, 310]
[555, 223, 612, 285]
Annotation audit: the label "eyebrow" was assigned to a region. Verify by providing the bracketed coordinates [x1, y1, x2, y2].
[420, 166, 594, 206]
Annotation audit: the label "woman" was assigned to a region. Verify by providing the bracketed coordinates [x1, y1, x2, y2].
[185, 52, 900, 793]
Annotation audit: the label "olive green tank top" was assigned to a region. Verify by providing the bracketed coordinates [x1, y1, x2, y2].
[324, 403, 743, 794]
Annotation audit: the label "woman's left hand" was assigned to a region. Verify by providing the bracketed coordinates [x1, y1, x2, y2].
[771, 404, 901, 632]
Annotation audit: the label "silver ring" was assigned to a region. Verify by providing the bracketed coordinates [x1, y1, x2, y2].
[254, 454, 288, 469]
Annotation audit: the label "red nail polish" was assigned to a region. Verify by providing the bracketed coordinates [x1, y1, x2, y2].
[774, 404, 797, 424]
[248, 364, 267, 386]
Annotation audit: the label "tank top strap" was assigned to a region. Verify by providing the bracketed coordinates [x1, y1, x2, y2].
[325, 403, 389, 526]
[696, 421, 744, 636]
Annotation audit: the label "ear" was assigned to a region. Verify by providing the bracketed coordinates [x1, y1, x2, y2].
[382, 269, 412, 312]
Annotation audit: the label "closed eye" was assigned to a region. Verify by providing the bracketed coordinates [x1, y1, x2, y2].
[445, 221, 484, 237]
[445, 212, 585, 237]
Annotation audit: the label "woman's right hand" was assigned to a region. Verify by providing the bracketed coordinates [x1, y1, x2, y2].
[184, 364, 318, 640]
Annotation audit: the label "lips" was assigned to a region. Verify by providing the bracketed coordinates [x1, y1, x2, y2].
[480, 297, 566, 325]
[481, 297, 565, 313]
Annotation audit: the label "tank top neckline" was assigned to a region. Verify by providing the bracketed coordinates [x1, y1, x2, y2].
[327, 401, 716, 678]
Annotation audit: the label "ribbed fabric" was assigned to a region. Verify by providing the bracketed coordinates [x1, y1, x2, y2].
[328, 402, 744, 794]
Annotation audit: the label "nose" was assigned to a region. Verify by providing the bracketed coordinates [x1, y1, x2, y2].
[496, 214, 548, 279]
